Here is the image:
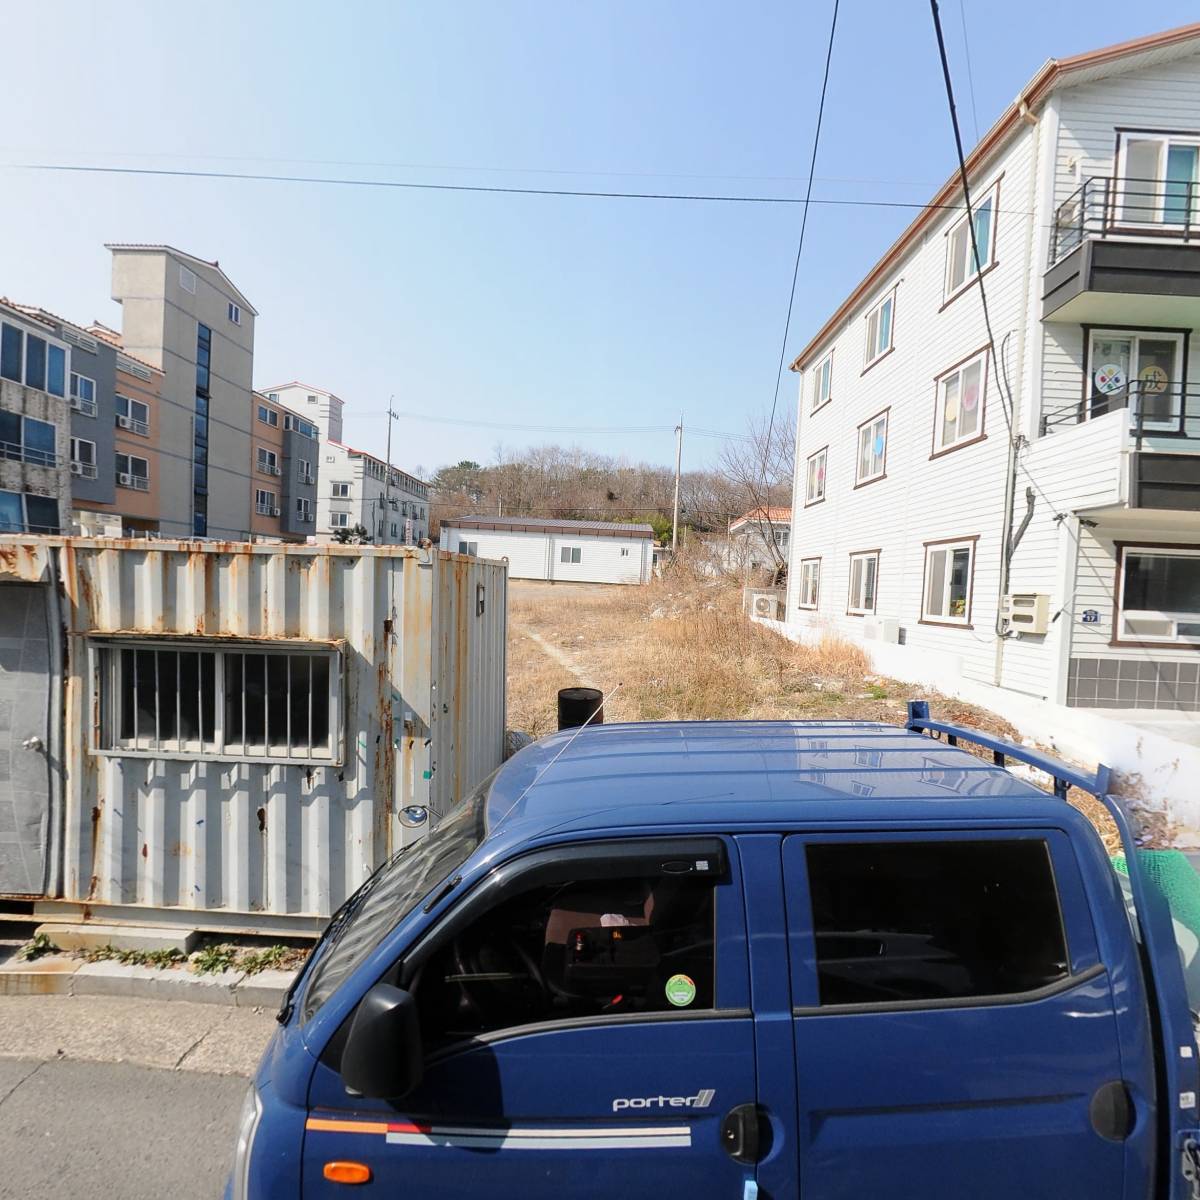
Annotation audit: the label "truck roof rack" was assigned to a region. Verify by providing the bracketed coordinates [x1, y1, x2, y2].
[905, 699, 1111, 800]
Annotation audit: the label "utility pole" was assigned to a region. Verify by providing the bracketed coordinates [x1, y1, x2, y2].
[671, 414, 683, 553]
[383, 397, 397, 543]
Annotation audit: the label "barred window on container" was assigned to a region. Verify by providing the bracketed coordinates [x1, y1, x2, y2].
[96, 642, 339, 761]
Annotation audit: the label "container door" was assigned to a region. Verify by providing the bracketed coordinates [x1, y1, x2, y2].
[0, 583, 51, 895]
[782, 831, 1140, 1200]
[303, 838, 758, 1199]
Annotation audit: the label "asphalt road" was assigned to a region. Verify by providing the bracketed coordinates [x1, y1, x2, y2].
[0, 995, 277, 1200]
[0, 1057, 245, 1199]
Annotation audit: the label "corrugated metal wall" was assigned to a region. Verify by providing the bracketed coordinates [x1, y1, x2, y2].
[0, 539, 506, 924]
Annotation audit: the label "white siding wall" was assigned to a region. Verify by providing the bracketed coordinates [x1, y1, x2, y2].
[787, 122, 1041, 689]
[441, 528, 551, 579]
[439, 526, 650, 583]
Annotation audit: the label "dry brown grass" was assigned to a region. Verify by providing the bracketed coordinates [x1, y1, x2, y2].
[505, 558, 1124, 850]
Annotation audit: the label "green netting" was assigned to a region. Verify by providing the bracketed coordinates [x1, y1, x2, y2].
[1112, 849, 1200, 940]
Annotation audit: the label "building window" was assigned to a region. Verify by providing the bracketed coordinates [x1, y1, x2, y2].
[390, 521, 398, 538]
[805, 839, 1067, 1006]
[773, 528, 789, 548]
[331, 482, 350, 498]
[228, 302, 242, 325]
[179, 265, 197, 294]
[934, 352, 986, 454]
[70, 372, 97, 417]
[1087, 330, 1183, 431]
[0, 412, 57, 467]
[330, 512, 349, 529]
[805, 447, 827, 506]
[457, 540, 479, 556]
[0, 488, 58, 534]
[115, 394, 150, 437]
[298, 498, 313, 521]
[257, 448, 280, 475]
[798, 557, 821, 609]
[256, 404, 278, 427]
[1116, 132, 1200, 226]
[560, 546, 582, 564]
[864, 292, 894, 366]
[307, 394, 318, 404]
[116, 453, 151, 491]
[811, 351, 833, 412]
[922, 538, 975, 625]
[945, 180, 998, 299]
[848, 551, 879, 615]
[267, 392, 279, 402]
[284, 414, 318, 438]
[297, 458, 313, 483]
[193, 323, 211, 537]
[856, 410, 888, 486]
[94, 642, 341, 763]
[1116, 545, 1200, 643]
[0, 323, 66, 396]
[70, 437, 98, 479]
[255, 489, 277, 516]
[620, 547, 630, 556]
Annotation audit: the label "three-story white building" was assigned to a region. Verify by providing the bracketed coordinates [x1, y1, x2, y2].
[785, 22, 1200, 719]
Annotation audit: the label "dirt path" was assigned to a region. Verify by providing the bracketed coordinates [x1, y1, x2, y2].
[512, 622, 598, 689]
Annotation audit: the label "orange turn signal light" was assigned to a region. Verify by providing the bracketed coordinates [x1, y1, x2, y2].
[323, 1161, 372, 1185]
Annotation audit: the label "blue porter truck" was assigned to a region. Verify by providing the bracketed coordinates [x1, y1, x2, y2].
[227, 703, 1200, 1199]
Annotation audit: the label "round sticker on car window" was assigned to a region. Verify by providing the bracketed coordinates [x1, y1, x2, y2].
[665, 973, 696, 1007]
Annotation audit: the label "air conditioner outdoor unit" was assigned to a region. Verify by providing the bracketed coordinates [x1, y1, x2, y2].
[69, 461, 83, 475]
[118, 472, 132, 485]
[116, 415, 132, 429]
[300, 474, 314, 485]
[745, 587, 785, 621]
[1002, 592, 1050, 635]
[861, 617, 900, 644]
[300, 513, 314, 522]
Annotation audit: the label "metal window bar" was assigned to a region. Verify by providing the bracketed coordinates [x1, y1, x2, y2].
[0, 439, 58, 468]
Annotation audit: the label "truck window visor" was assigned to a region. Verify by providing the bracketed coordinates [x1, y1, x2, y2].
[303, 775, 491, 1020]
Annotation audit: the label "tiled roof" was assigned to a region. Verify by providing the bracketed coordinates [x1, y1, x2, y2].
[0, 300, 160, 374]
[105, 243, 259, 316]
[730, 506, 791, 530]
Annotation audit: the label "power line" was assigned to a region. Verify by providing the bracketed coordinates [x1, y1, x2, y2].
[930, 0, 1012, 438]
[958, 0, 981, 144]
[350, 408, 751, 441]
[5, 159, 1042, 220]
[759, 0, 840, 505]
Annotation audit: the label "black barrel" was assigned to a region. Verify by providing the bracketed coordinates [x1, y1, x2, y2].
[557, 687, 604, 731]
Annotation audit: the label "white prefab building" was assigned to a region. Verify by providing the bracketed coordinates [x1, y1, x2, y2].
[439, 516, 654, 584]
[775, 21, 1200, 839]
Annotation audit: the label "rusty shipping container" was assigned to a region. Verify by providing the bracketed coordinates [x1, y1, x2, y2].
[0, 538, 507, 934]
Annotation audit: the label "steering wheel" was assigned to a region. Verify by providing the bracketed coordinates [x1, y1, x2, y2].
[450, 931, 548, 1021]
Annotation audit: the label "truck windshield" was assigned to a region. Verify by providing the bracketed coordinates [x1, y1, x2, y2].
[302, 776, 491, 1020]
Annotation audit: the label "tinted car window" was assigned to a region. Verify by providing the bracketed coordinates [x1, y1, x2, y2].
[415, 873, 715, 1049]
[806, 840, 1069, 1006]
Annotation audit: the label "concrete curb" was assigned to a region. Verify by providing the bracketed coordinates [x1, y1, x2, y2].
[0, 955, 294, 1008]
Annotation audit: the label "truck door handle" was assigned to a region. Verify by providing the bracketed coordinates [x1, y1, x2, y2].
[1090, 1080, 1134, 1141]
[721, 1103, 768, 1164]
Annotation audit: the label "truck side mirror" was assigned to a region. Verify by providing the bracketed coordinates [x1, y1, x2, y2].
[341, 983, 424, 1099]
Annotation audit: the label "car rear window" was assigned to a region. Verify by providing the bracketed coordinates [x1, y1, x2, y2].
[806, 839, 1069, 1006]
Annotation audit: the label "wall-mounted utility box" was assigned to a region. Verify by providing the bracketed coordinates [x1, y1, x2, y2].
[1003, 592, 1050, 635]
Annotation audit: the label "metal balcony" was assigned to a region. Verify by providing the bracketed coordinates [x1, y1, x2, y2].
[0, 439, 58, 468]
[1044, 176, 1200, 322]
[1040, 380, 1200, 510]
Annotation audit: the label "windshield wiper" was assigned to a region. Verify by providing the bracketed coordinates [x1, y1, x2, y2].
[423, 874, 462, 914]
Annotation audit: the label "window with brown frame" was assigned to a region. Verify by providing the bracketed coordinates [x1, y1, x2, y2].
[805, 446, 827, 505]
[933, 351, 987, 454]
[922, 539, 975, 625]
[798, 558, 821, 609]
[856, 411, 888, 485]
[811, 351, 833, 412]
[863, 292, 895, 367]
[944, 180, 999, 301]
[847, 551, 879, 615]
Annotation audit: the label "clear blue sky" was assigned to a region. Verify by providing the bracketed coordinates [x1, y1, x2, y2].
[2, 1, 1195, 477]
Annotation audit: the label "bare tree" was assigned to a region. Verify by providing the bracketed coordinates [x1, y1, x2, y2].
[715, 410, 796, 580]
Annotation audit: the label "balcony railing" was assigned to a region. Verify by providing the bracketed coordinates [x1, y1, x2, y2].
[0, 520, 62, 535]
[1051, 175, 1199, 265]
[1041, 379, 1199, 448]
[0, 440, 58, 468]
[70, 460, 98, 479]
[70, 395, 97, 418]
